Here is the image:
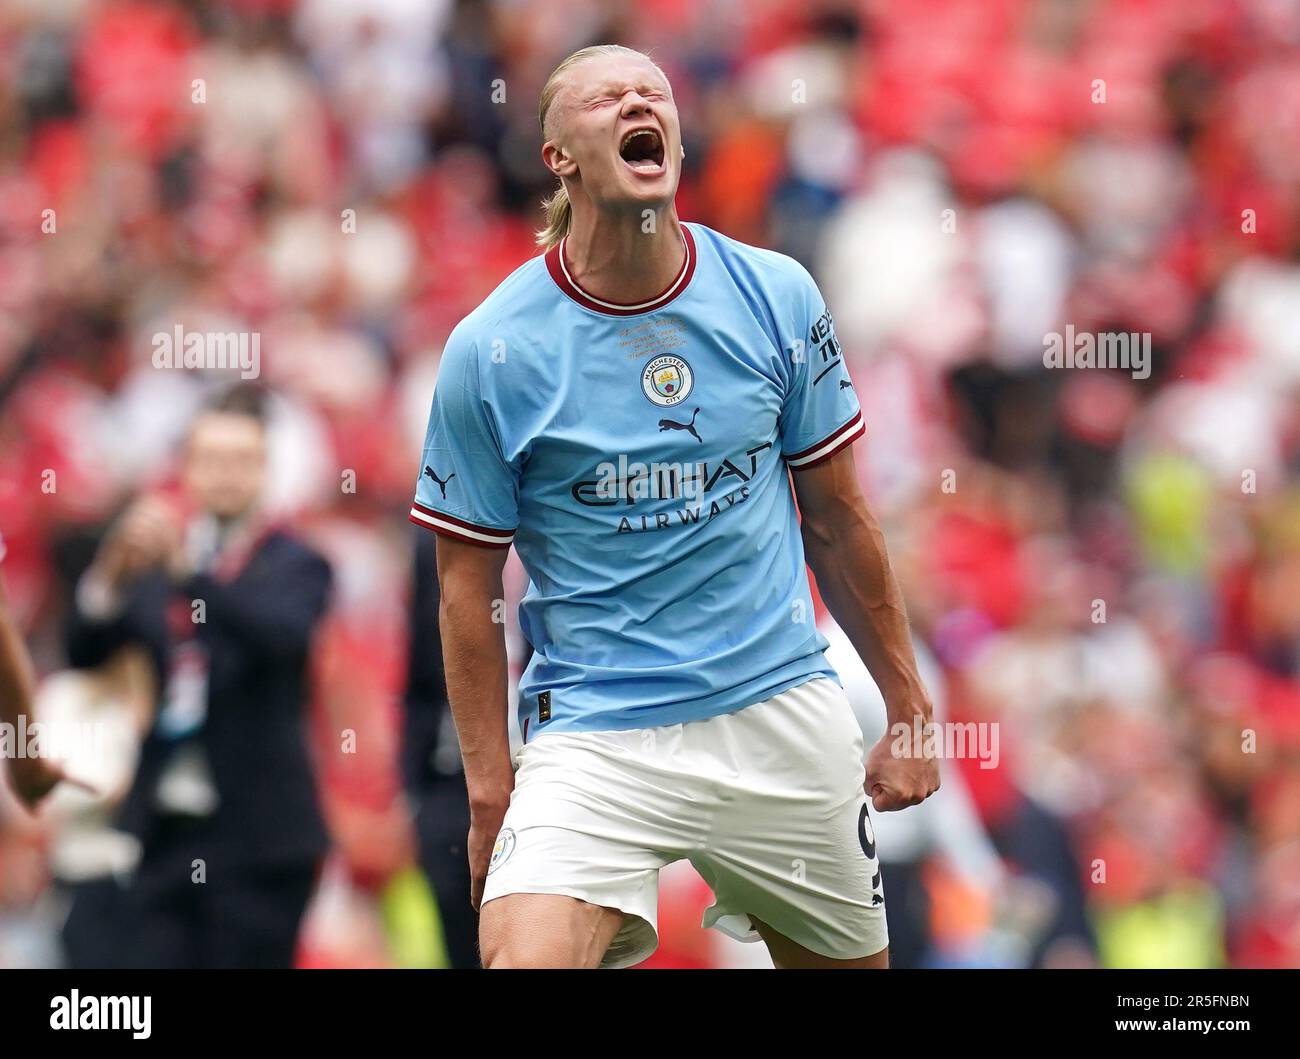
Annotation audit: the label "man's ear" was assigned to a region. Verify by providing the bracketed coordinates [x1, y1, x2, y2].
[542, 141, 578, 179]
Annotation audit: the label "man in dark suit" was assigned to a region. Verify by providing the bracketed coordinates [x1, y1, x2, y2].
[402, 527, 480, 968]
[62, 385, 331, 968]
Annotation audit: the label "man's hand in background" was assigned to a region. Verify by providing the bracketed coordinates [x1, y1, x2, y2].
[92, 497, 182, 591]
[5, 755, 97, 813]
[0, 576, 98, 813]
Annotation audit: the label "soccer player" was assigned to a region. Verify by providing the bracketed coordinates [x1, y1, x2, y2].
[410, 44, 939, 969]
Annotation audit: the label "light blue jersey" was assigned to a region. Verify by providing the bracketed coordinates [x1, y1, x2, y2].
[411, 222, 865, 740]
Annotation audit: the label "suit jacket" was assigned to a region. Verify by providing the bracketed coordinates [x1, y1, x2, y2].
[67, 528, 332, 869]
[401, 527, 454, 792]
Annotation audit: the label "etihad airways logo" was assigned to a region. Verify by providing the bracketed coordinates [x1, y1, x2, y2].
[573, 442, 773, 507]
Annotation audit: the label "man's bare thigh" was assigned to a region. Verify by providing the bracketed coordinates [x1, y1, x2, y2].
[752, 917, 889, 969]
[479, 892, 626, 968]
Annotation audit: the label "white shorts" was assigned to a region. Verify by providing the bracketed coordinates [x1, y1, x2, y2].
[481, 676, 888, 968]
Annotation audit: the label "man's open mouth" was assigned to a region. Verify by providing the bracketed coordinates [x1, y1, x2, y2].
[619, 128, 665, 173]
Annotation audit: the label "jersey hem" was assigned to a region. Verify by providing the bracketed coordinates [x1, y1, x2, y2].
[518, 662, 841, 743]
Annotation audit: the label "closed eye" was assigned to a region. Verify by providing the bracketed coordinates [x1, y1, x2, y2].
[589, 89, 669, 107]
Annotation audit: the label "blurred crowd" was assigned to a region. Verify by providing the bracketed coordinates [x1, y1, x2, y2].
[1, 0, 1298, 968]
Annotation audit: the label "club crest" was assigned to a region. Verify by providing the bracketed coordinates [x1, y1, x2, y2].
[642, 354, 694, 407]
[488, 828, 516, 874]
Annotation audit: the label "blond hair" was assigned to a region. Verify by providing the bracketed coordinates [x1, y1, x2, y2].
[535, 44, 665, 249]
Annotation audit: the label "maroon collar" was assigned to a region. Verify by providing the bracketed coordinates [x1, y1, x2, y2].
[545, 223, 697, 316]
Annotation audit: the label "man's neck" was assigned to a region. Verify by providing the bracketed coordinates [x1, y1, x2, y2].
[562, 206, 685, 305]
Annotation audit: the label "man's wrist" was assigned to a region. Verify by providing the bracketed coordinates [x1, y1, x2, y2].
[464, 759, 514, 812]
[878, 675, 934, 725]
[467, 787, 512, 815]
[883, 698, 932, 724]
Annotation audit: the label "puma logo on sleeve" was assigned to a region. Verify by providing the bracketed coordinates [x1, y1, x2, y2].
[424, 465, 456, 498]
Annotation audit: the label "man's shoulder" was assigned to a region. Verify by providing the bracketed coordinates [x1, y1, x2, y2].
[450, 254, 553, 350]
[687, 222, 817, 301]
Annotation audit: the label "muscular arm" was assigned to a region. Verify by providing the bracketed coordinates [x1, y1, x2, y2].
[790, 446, 939, 810]
[434, 533, 515, 905]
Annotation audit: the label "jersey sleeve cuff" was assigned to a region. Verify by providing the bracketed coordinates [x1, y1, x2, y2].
[783, 410, 866, 470]
[409, 502, 515, 548]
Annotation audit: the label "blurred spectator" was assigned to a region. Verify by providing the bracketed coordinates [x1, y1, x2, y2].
[59, 384, 331, 968]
